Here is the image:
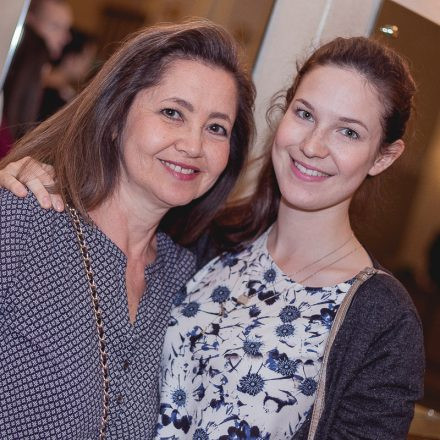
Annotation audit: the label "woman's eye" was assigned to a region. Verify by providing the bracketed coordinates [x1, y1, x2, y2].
[208, 123, 228, 137]
[296, 108, 314, 121]
[161, 108, 182, 120]
[341, 128, 360, 140]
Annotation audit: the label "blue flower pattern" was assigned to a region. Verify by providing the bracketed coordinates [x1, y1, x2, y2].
[156, 228, 353, 439]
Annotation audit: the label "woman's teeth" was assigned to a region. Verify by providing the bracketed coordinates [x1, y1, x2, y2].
[160, 160, 196, 174]
[294, 161, 329, 177]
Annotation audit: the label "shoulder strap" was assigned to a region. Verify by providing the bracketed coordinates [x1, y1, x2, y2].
[307, 267, 390, 440]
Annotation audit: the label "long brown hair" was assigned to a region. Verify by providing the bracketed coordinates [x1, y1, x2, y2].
[216, 36, 416, 251]
[0, 19, 255, 245]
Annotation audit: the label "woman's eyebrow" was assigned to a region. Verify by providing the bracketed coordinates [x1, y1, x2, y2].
[295, 98, 314, 110]
[295, 98, 369, 132]
[208, 112, 232, 123]
[163, 97, 232, 123]
[163, 97, 194, 111]
[339, 116, 369, 132]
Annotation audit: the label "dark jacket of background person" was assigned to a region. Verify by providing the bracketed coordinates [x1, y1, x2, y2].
[38, 28, 97, 121]
[3, 25, 50, 143]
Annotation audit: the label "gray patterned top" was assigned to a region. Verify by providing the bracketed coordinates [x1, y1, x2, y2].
[0, 189, 196, 439]
[156, 228, 354, 439]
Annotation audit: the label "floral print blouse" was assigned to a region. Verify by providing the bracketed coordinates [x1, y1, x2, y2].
[156, 228, 354, 439]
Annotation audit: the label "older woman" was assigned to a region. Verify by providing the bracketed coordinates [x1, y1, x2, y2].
[0, 20, 254, 439]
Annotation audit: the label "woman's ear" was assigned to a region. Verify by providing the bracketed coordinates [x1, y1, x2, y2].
[368, 139, 405, 177]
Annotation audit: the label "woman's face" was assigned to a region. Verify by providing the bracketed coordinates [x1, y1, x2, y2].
[119, 59, 238, 210]
[272, 64, 394, 213]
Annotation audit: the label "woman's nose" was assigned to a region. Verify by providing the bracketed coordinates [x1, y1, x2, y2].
[175, 129, 203, 157]
[300, 128, 329, 158]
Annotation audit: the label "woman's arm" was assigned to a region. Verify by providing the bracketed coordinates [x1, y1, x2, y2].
[328, 309, 424, 439]
[0, 189, 33, 297]
[0, 157, 64, 211]
[317, 272, 426, 440]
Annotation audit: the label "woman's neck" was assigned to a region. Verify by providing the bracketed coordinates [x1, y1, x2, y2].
[89, 189, 169, 324]
[267, 197, 370, 286]
[89, 189, 167, 263]
[270, 198, 353, 254]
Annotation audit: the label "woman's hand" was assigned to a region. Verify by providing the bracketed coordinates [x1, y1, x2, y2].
[0, 157, 64, 211]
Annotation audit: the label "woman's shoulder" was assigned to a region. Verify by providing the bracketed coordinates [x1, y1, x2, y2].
[1, 187, 28, 209]
[157, 231, 197, 279]
[350, 265, 422, 330]
[1, 189, 69, 238]
[364, 267, 416, 308]
[332, 266, 424, 379]
[158, 231, 196, 261]
[184, 252, 226, 292]
[1, 189, 48, 222]
[2, 188, 47, 212]
[1, 190, 67, 285]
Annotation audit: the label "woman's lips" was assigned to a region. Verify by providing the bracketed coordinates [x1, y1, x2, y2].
[159, 159, 200, 181]
[290, 158, 331, 182]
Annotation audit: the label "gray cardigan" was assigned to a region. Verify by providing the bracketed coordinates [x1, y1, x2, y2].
[293, 266, 424, 439]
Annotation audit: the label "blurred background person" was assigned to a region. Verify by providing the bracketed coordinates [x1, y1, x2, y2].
[39, 28, 97, 121]
[1, 0, 72, 156]
[25, 0, 73, 60]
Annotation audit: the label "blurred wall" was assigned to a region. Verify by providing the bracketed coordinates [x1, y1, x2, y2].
[68, 0, 274, 69]
[400, 110, 440, 273]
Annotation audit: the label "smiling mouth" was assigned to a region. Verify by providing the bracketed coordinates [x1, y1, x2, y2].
[159, 159, 199, 175]
[293, 160, 330, 177]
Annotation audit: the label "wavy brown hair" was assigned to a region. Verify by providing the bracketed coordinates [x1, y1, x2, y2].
[214, 36, 416, 251]
[0, 19, 255, 246]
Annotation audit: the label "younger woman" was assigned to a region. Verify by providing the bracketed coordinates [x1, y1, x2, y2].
[156, 37, 424, 439]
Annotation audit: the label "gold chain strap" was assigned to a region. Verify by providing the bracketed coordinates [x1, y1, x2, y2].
[67, 205, 110, 439]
